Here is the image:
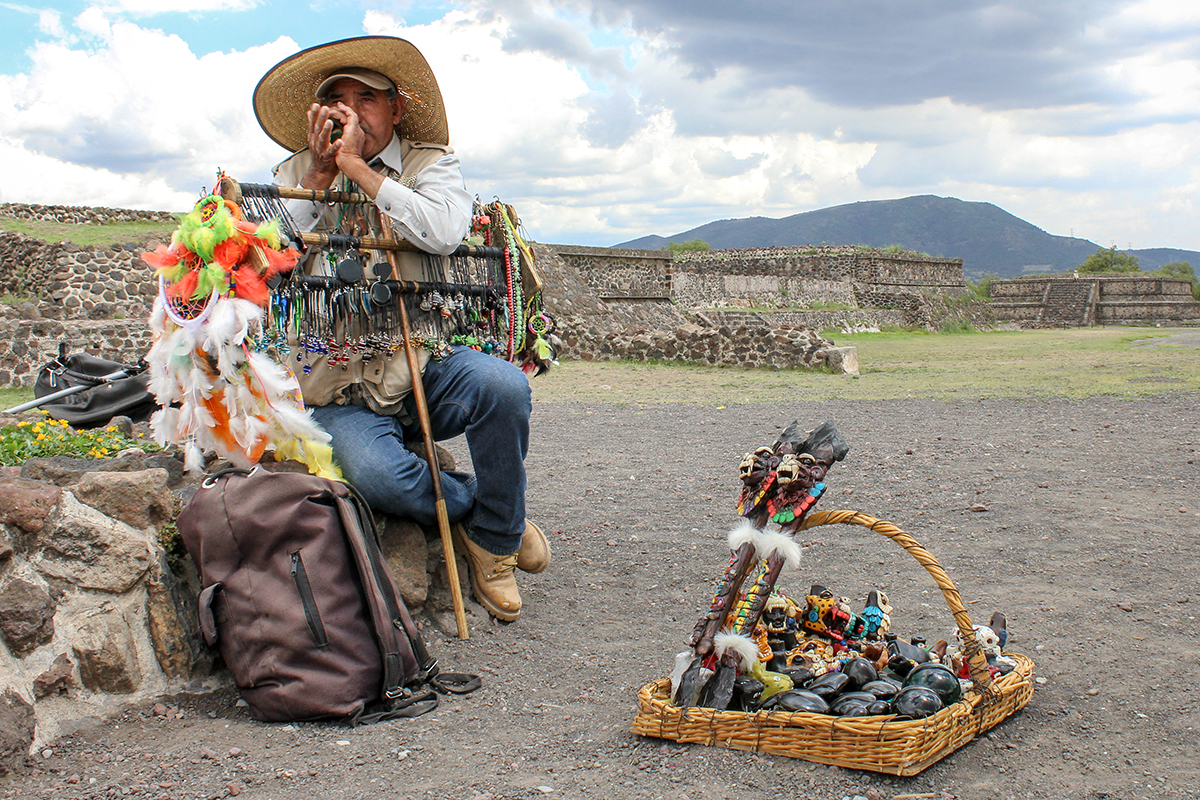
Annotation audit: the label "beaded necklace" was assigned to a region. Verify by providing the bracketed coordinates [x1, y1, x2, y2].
[499, 210, 525, 358]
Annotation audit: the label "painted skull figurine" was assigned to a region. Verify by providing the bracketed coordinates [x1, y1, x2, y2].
[762, 593, 799, 652]
[739, 447, 775, 486]
[952, 623, 1018, 679]
[735, 420, 849, 520]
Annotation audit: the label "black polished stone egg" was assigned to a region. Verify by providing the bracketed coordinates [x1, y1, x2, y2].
[804, 672, 851, 700]
[779, 663, 820, 685]
[866, 700, 893, 715]
[861, 680, 900, 700]
[892, 685, 944, 718]
[903, 662, 963, 705]
[842, 657, 879, 689]
[834, 691, 876, 705]
[830, 695, 872, 716]
[774, 690, 831, 714]
[840, 702, 876, 718]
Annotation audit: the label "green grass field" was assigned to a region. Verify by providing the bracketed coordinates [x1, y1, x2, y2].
[2, 327, 1196, 413]
[530, 327, 1200, 405]
[0, 215, 179, 247]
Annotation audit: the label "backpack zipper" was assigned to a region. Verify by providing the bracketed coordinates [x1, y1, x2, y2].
[290, 551, 328, 647]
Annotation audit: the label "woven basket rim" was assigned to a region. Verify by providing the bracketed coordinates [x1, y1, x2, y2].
[796, 509, 998, 691]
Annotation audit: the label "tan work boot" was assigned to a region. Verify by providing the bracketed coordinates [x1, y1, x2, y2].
[516, 520, 551, 574]
[452, 525, 521, 622]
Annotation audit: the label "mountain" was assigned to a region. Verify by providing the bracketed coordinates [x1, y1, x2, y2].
[613, 195, 1200, 279]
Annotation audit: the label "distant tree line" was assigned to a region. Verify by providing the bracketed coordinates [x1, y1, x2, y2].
[1076, 246, 1197, 299]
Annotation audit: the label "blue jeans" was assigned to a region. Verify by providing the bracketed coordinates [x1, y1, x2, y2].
[311, 346, 531, 555]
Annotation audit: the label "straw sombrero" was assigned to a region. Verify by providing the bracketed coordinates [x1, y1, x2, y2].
[254, 36, 449, 152]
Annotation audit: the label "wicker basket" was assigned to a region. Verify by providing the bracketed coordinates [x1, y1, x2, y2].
[632, 510, 1035, 776]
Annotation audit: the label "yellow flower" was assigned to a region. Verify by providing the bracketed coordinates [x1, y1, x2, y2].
[105, 426, 118, 433]
[36, 433, 46, 441]
[16, 421, 29, 427]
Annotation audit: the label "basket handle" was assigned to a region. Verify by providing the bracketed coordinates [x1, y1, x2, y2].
[795, 509, 998, 699]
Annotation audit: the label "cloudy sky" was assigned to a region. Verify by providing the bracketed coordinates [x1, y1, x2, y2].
[1, 1, 1198, 250]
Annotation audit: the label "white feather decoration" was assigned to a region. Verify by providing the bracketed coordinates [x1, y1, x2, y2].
[145, 254, 341, 481]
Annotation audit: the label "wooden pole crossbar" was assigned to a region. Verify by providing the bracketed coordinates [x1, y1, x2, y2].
[239, 182, 374, 205]
[292, 231, 502, 259]
[288, 273, 500, 298]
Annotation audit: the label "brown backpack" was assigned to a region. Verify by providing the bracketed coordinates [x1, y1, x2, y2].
[177, 467, 472, 722]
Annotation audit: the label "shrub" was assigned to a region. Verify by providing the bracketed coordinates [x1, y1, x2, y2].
[939, 318, 974, 334]
[663, 239, 711, 253]
[1078, 246, 1140, 273]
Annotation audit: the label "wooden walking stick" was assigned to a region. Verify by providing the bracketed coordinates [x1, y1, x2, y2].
[376, 211, 470, 641]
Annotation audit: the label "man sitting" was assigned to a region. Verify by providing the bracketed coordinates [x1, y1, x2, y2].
[253, 36, 549, 621]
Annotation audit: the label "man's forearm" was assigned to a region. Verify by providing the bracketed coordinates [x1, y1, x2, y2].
[333, 156, 385, 199]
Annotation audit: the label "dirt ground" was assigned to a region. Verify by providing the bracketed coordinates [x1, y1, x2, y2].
[3, 389, 1198, 800]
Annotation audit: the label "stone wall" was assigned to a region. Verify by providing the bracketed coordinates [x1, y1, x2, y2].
[0, 316, 154, 387]
[0, 236, 157, 321]
[552, 244, 672, 299]
[535, 244, 859, 373]
[990, 276, 1200, 327]
[668, 246, 975, 331]
[0, 437, 476, 768]
[0, 451, 212, 760]
[673, 245, 966, 290]
[0, 203, 176, 226]
[0, 218, 934, 384]
[0, 233, 60, 300]
[0, 236, 159, 387]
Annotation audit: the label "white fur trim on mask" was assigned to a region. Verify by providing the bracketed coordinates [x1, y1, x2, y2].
[713, 631, 760, 671]
[726, 519, 762, 553]
[757, 529, 803, 571]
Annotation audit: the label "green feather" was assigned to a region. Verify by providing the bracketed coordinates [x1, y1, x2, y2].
[255, 218, 283, 249]
[176, 197, 237, 263]
[154, 257, 188, 285]
[192, 262, 229, 301]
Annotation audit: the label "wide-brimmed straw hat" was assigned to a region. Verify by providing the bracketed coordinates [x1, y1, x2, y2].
[253, 35, 449, 152]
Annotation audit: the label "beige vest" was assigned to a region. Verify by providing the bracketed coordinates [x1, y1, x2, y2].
[273, 140, 453, 413]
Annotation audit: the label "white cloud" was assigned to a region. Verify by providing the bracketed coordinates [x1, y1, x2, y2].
[36, 9, 66, 37]
[96, 0, 260, 15]
[0, 15, 297, 210]
[0, 0, 1197, 253]
[0, 135, 192, 209]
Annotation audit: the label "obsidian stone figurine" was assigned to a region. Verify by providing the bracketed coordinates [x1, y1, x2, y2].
[842, 657, 879, 689]
[903, 662, 963, 705]
[892, 685, 944, 718]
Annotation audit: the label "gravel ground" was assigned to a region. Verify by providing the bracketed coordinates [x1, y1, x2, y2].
[3, 392, 1198, 800]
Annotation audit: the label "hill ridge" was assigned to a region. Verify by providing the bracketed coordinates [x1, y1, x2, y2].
[614, 195, 1199, 279]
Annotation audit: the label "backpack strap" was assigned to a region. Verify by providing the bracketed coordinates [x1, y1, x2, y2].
[333, 485, 439, 696]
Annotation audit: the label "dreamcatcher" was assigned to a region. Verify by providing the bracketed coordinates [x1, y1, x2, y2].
[142, 175, 339, 478]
